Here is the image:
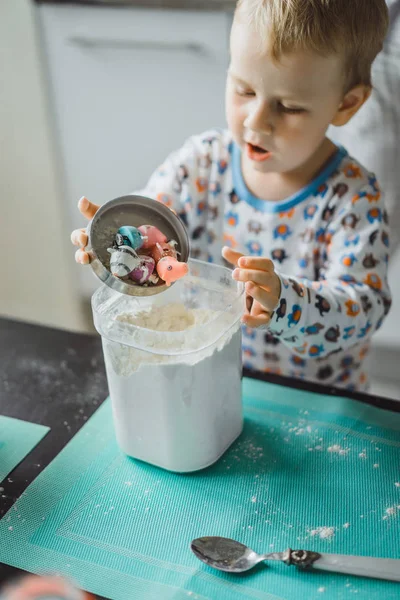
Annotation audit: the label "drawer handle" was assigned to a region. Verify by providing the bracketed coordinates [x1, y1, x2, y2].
[68, 35, 211, 56]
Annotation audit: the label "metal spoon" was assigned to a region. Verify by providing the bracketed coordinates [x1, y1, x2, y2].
[191, 536, 400, 582]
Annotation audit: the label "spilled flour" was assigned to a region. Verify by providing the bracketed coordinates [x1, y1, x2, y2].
[383, 505, 400, 520]
[310, 526, 335, 540]
[327, 445, 349, 455]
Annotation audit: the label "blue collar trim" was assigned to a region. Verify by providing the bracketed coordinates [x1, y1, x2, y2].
[231, 142, 348, 213]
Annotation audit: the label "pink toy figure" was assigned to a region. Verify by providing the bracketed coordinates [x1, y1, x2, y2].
[156, 256, 189, 286]
[150, 242, 177, 263]
[138, 225, 167, 249]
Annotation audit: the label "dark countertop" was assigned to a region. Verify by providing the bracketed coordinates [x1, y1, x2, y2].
[0, 315, 399, 594]
[35, 0, 236, 11]
[0, 317, 108, 595]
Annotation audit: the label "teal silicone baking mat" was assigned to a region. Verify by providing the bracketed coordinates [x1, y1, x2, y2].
[0, 379, 399, 600]
[0, 415, 49, 482]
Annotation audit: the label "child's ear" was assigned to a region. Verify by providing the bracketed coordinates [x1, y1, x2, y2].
[331, 85, 372, 126]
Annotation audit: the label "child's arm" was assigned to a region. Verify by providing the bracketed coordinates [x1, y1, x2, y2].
[229, 190, 391, 359]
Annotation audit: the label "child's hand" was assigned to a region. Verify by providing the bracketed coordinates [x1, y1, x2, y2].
[70, 197, 100, 264]
[222, 247, 281, 328]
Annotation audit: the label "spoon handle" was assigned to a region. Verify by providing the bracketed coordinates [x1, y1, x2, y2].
[278, 549, 400, 582]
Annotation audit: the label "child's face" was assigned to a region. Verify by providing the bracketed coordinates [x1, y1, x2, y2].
[226, 18, 346, 176]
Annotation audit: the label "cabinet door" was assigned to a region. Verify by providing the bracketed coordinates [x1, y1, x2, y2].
[38, 4, 230, 296]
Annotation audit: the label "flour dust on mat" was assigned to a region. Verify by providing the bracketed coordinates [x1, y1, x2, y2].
[309, 526, 336, 540]
[327, 445, 350, 455]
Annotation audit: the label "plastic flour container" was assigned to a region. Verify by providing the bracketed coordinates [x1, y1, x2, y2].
[92, 259, 245, 472]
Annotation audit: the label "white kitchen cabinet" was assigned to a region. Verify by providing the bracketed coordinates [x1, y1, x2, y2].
[38, 4, 231, 298]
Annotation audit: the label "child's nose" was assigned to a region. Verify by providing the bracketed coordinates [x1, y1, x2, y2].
[244, 101, 273, 134]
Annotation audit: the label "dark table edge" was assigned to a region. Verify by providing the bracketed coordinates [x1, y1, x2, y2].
[2, 314, 397, 409]
[243, 368, 400, 413]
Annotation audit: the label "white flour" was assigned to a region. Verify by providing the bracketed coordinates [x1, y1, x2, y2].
[106, 303, 239, 377]
[327, 445, 349, 455]
[310, 526, 335, 540]
[383, 505, 400, 520]
[118, 302, 198, 332]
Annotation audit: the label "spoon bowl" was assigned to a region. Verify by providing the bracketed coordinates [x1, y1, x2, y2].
[190, 537, 268, 573]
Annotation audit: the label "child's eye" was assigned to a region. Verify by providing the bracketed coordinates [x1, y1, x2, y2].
[278, 102, 305, 115]
[236, 87, 255, 97]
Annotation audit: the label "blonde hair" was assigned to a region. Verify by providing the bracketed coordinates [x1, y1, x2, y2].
[235, 0, 389, 90]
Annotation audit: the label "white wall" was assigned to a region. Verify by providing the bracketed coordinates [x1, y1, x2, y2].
[0, 0, 91, 332]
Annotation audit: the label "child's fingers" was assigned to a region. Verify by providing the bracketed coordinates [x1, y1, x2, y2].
[233, 267, 275, 288]
[249, 298, 265, 318]
[75, 248, 90, 265]
[71, 228, 88, 248]
[245, 294, 254, 313]
[245, 295, 267, 322]
[222, 246, 244, 267]
[78, 196, 100, 220]
[246, 282, 279, 312]
[242, 311, 271, 328]
[238, 256, 274, 271]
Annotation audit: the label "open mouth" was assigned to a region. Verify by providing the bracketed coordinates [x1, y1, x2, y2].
[246, 143, 271, 162]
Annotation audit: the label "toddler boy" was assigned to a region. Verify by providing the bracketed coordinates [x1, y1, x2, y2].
[72, 0, 391, 391]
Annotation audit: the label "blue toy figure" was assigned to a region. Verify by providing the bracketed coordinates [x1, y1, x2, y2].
[115, 226, 146, 250]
